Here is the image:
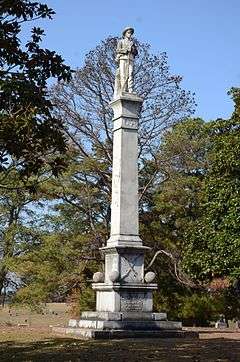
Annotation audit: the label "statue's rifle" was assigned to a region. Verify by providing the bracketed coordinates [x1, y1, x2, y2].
[122, 49, 130, 94]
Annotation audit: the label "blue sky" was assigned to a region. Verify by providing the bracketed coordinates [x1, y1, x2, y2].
[26, 0, 240, 120]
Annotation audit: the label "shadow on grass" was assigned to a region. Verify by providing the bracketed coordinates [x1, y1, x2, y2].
[0, 337, 240, 362]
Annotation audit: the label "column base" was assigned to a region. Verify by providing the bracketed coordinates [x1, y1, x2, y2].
[53, 312, 199, 339]
[53, 327, 199, 339]
[60, 311, 182, 337]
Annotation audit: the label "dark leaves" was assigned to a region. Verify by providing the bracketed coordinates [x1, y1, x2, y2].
[0, 0, 72, 179]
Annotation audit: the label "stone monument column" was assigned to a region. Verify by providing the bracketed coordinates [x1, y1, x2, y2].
[108, 94, 142, 247]
[92, 92, 157, 313]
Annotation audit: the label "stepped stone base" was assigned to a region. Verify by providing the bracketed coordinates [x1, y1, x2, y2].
[52, 311, 199, 339]
[52, 327, 198, 340]
[80, 311, 168, 321]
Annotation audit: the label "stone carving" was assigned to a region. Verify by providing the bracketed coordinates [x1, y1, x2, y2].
[114, 27, 138, 98]
[144, 271, 156, 283]
[121, 254, 142, 282]
[124, 119, 138, 128]
[93, 272, 104, 283]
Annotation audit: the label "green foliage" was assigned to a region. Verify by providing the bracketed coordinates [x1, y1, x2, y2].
[11, 230, 100, 306]
[0, 172, 44, 303]
[140, 118, 209, 296]
[141, 101, 240, 317]
[179, 293, 220, 326]
[0, 0, 72, 179]
[183, 89, 240, 281]
[70, 287, 96, 317]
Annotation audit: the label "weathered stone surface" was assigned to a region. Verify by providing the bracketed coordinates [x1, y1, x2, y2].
[68, 319, 78, 327]
[119, 253, 144, 283]
[153, 313, 167, 321]
[109, 270, 120, 282]
[144, 271, 156, 283]
[52, 327, 199, 340]
[81, 312, 122, 321]
[92, 272, 104, 283]
[92, 282, 157, 313]
[107, 94, 143, 246]
[80, 311, 167, 321]
[77, 319, 182, 331]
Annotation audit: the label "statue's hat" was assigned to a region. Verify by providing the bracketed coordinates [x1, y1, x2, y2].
[122, 27, 134, 37]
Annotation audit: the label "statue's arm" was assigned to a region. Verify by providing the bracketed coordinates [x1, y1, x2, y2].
[116, 40, 127, 62]
[117, 40, 128, 55]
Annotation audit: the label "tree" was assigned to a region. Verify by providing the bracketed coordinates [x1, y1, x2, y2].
[183, 88, 240, 282]
[133, 118, 210, 317]
[0, 171, 44, 305]
[0, 0, 72, 303]
[140, 118, 209, 281]
[12, 231, 99, 308]
[0, 0, 72, 185]
[139, 110, 240, 321]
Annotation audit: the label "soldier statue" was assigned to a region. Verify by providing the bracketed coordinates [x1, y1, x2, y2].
[114, 27, 138, 98]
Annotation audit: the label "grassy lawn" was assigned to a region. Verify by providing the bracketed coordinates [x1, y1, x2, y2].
[0, 327, 240, 361]
[1, 306, 240, 361]
[0, 303, 69, 328]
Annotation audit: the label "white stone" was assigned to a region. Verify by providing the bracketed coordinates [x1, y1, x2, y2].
[109, 270, 120, 282]
[93, 272, 104, 283]
[68, 319, 78, 327]
[88, 93, 157, 317]
[152, 313, 167, 321]
[108, 95, 143, 243]
[144, 272, 156, 283]
[114, 27, 137, 97]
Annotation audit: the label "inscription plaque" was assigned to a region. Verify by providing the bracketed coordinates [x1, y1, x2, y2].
[121, 292, 143, 311]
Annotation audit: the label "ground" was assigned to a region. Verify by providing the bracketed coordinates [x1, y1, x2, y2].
[0, 305, 240, 361]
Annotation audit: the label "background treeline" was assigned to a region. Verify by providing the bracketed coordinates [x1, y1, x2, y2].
[0, 0, 239, 326]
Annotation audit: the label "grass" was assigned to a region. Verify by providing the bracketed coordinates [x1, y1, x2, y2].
[0, 303, 69, 328]
[0, 327, 240, 361]
[0, 305, 240, 361]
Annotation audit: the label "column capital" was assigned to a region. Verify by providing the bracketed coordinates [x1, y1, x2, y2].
[110, 93, 143, 120]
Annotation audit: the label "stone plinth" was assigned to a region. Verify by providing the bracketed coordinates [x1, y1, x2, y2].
[93, 282, 157, 313]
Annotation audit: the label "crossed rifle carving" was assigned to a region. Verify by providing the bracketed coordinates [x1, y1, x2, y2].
[121, 254, 141, 281]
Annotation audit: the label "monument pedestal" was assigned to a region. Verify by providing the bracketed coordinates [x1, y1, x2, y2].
[54, 311, 198, 339]
[54, 93, 198, 339]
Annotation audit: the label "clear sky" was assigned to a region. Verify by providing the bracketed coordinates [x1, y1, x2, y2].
[27, 0, 240, 120]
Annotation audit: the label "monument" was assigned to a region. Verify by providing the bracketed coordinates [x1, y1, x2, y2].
[54, 27, 198, 339]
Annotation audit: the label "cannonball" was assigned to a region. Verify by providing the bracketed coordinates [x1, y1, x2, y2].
[144, 271, 156, 283]
[109, 270, 120, 282]
[92, 272, 104, 283]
